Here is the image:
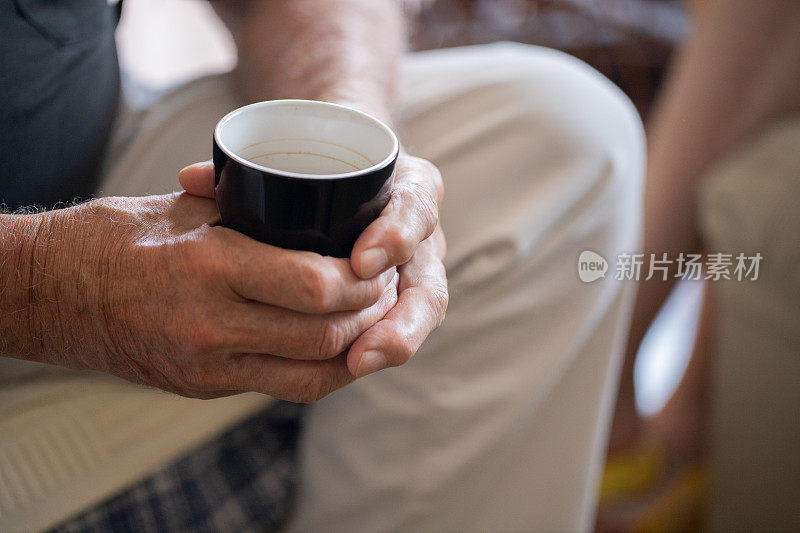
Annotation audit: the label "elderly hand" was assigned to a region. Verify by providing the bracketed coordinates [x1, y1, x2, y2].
[180, 151, 448, 379]
[10, 192, 401, 402]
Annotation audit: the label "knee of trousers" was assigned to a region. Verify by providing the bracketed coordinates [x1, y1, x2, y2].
[478, 42, 645, 237]
[443, 42, 646, 259]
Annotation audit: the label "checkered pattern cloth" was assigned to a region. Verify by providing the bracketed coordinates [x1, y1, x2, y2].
[50, 402, 305, 533]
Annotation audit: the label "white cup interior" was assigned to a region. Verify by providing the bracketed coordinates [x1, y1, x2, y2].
[214, 100, 398, 178]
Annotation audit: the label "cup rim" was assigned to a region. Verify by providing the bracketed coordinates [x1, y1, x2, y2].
[214, 99, 399, 180]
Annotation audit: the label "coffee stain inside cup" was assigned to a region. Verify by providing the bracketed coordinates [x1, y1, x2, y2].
[239, 138, 375, 175]
[248, 151, 362, 173]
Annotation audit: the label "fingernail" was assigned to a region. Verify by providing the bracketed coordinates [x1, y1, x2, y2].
[356, 350, 387, 377]
[360, 248, 387, 278]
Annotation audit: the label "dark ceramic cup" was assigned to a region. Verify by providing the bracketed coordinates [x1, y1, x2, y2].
[213, 100, 399, 257]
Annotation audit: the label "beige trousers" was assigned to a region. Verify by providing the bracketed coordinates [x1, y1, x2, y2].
[0, 43, 644, 532]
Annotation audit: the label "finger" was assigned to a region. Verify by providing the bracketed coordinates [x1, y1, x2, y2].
[351, 155, 444, 279]
[429, 224, 447, 261]
[224, 273, 398, 360]
[211, 226, 396, 313]
[346, 240, 448, 377]
[224, 352, 355, 403]
[179, 161, 215, 199]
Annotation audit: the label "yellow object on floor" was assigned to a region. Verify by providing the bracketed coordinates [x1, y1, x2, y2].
[634, 463, 708, 533]
[601, 440, 667, 503]
[599, 440, 708, 533]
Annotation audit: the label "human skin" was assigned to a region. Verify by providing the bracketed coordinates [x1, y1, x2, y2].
[0, 0, 448, 402]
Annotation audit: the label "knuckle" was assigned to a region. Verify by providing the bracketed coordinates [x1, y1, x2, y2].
[178, 235, 225, 283]
[416, 191, 440, 231]
[429, 283, 450, 327]
[388, 338, 416, 367]
[384, 223, 416, 263]
[408, 156, 444, 200]
[362, 280, 385, 308]
[183, 231, 214, 262]
[298, 262, 338, 312]
[396, 177, 439, 236]
[314, 321, 347, 359]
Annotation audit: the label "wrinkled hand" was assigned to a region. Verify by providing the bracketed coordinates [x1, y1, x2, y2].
[27, 193, 398, 401]
[180, 151, 448, 378]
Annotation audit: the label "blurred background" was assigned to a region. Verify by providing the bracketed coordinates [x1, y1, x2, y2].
[117, 0, 685, 120]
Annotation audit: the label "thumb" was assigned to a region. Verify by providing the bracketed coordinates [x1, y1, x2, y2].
[179, 161, 215, 199]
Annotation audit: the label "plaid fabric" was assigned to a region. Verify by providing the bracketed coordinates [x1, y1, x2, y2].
[50, 402, 305, 533]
